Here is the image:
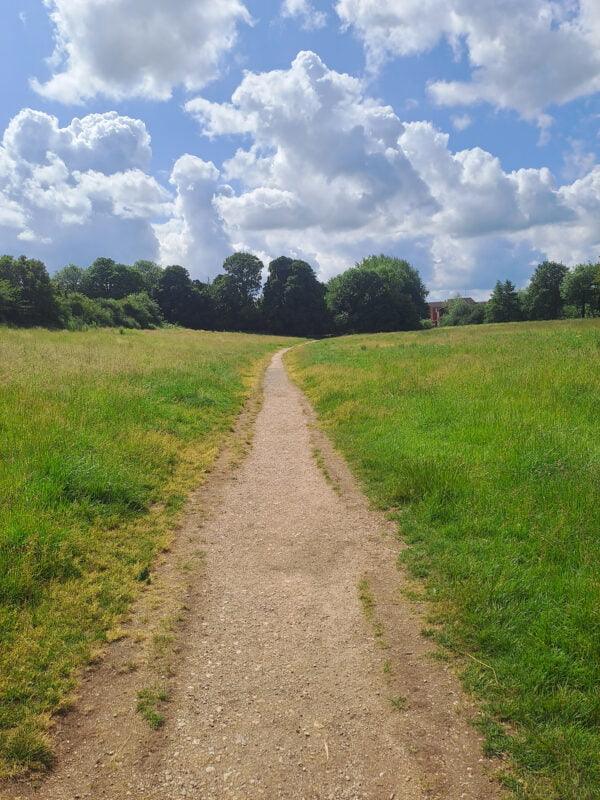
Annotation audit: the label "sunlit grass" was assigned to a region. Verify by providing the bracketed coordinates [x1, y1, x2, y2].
[0, 326, 298, 778]
[287, 320, 600, 800]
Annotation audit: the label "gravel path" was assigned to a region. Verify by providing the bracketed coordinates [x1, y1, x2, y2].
[6, 348, 505, 800]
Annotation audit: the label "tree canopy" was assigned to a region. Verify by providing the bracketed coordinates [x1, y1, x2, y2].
[522, 261, 568, 320]
[326, 255, 427, 334]
[262, 257, 329, 337]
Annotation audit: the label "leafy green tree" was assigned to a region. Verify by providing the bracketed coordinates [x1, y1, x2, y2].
[156, 265, 215, 329]
[439, 297, 485, 326]
[0, 254, 59, 326]
[51, 264, 86, 296]
[132, 260, 163, 296]
[210, 252, 263, 331]
[326, 255, 427, 334]
[484, 280, 523, 323]
[561, 263, 599, 318]
[81, 257, 144, 299]
[222, 252, 263, 301]
[522, 261, 568, 320]
[0, 279, 17, 322]
[262, 256, 329, 336]
[155, 265, 193, 325]
[120, 292, 163, 328]
[326, 268, 389, 333]
[58, 293, 113, 328]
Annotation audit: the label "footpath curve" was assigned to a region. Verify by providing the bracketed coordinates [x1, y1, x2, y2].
[7, 348, 505, 800]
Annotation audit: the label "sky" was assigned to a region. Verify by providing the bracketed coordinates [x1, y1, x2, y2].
[2, 1, 600, 298]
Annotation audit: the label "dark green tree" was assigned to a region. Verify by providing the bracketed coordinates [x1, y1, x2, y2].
[439, 297, 485, 326]
[156, 265, 215, 329]
[0, 279, 17, 322]
[326, 268, 389, 333]
[561, 263, 599, 318]
[132, 260, 163, 296]
[155, 265, 193, 325]
[120, 293, 163, 328]
[222, 252, 263, 301]
[326, 255, 427, 334]
[210, 252, 264, 332]
[484, 280, 523, 323]
[522, 261, 568, 320]
[0, 254, 59, 326]
[81, 257, 144, 299]
[262, 256, 329, 336]
[51, 264, 86, 296]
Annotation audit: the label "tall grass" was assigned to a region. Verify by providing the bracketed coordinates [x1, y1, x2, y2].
[287, 320, 600, 800]
[0, 327, 298, 778]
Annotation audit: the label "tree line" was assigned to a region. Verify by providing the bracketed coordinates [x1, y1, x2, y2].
[0, 252, 428, 337]
[1, 251, 599, 336]
[439, 260, 600, 327]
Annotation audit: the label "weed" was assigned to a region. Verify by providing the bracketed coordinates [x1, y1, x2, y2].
[136, 686, 168, 729]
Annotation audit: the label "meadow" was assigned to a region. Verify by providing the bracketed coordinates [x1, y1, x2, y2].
[0, 326, 298, 778]
[287, 320, 600, 800]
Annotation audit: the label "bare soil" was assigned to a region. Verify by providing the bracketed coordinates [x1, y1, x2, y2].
[4, 348, 506, 800]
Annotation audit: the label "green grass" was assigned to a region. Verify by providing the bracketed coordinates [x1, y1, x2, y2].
[0, 326, 298, 778]
[287, 320, 600, 800]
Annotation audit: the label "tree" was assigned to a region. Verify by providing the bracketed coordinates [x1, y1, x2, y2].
[155, 265, 215, 329]
[222, 252, 263, 301]
[262, 256, 329, 336]
[439, 297, 485, 326]
[326, 255, 428, 334]
[156, 265, 193, 325]
[561, 263, 599, 318]
[51, 264, 86, 296]
[0, 254, 59, 326]
[0, 279, 16, 322]
[132, 260, 163, 296]
[211, 252, 264, 332]
[326, 268, 390, 333]
[522, 261, 568, 320]
[81, 257, 144, 299]
[484, 280, 523, 323]
[120, 292, 163, 328]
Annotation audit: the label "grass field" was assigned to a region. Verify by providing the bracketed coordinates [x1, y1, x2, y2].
[287, 320, 600, 800]
[0, 326, 298, 778]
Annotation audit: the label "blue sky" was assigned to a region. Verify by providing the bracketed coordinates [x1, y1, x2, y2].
[2, 0, 600, 298]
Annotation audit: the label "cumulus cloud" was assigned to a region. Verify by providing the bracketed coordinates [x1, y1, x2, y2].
[154, 155, 233, 279]
[280, 0, 327, 30]
[187, 51, 436, 274]
[34, 0, 251, 102]
[183, 52, 600, 294]
[0, 109, 171, 269]
[335, 0, 600, 121]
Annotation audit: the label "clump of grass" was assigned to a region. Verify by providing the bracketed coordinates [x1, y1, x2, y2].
[0, 327, 300, 777]
[287, 320, 600, 800]
[390, 695, 407, 710]
[136, 686, 168, 730]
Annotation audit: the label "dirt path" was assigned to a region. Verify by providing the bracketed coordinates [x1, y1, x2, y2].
[5, 349, 505, 800]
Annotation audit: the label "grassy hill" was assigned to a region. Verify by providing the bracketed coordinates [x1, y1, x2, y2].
[287, 320, 600, 800]
[0, 327, 298, 778]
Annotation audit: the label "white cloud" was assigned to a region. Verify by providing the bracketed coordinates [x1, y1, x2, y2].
[154, 155, 233, 279]
[280, 0, 327, 30]
[187, 50, 435, 273]
[335, 0, 600, 121]
[0, 109, 171, 269]
[451, 113, 472, 131]
[183, 52, 600, 293]
[34, 0, 251, 103]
